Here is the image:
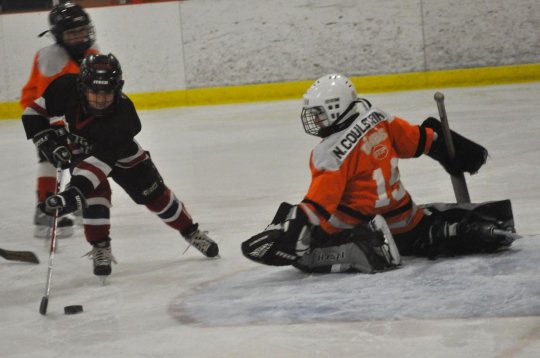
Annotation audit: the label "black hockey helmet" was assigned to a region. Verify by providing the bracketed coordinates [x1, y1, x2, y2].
[48, 2, 95, 57]
[78, 53, 124, 117]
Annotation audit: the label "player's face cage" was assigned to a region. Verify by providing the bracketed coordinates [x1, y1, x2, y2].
[86, 90, 115, 111]
[62, 24, 95, 47]
[301, 106, 330, 136]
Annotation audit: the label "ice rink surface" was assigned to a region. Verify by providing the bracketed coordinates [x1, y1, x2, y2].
[1, 83, 539, 357]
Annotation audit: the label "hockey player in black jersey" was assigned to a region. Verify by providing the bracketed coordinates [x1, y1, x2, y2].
[21, 53, 219, 277]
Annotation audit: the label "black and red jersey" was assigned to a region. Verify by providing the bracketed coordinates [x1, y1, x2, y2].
[22, 74, 147, 197]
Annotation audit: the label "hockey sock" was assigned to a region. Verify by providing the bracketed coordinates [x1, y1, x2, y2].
[37, 160, 57, 202]
[145, 187, 194, 235]
[84, 221, 111, 245]
[37, 177, 57, 202]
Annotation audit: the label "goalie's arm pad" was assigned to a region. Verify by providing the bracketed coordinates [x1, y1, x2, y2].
[421, 117, 488, 177]
[241, 203, 311, 266]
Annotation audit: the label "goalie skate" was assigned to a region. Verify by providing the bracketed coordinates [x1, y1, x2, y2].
[458, 220, 518, 251]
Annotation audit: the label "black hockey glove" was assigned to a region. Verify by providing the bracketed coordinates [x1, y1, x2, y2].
[38, 186, 86, 217]
[32, 128, 71, 169]
[422, 117, 487, 177]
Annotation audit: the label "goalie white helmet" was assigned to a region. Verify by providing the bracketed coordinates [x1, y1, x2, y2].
[301, 74, 361, 137]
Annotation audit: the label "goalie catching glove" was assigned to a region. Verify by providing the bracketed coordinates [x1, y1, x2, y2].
[241, 202, 311, 266]
[38, 186, 86, 217]
[422, 117, 488, 177]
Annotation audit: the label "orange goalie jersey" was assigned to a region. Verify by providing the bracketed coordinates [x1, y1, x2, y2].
[299, 107, 436, 235]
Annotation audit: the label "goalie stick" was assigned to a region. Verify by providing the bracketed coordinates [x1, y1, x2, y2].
[0, 248, 39, 264]
[434, 92, 471, 204]
[433, 95, 532, 243]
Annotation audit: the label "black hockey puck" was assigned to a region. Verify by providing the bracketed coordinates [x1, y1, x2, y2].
[64, 305, 83, 315]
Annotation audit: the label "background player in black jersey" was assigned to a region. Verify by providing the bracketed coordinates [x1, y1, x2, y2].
[21, 53, 219, 277]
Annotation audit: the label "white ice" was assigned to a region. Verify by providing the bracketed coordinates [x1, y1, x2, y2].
[1, 83, 540, 358]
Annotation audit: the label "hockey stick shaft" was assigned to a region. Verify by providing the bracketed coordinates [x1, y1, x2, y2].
[434, 92, 471, 203]
[0, 248, 39, 264]
[40, 166, 63, 315]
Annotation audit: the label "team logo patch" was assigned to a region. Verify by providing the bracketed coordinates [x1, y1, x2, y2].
[373, 144, 389, 160]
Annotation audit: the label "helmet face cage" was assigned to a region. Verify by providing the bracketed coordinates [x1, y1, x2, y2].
[49, 2, 95, 55]
[79, 54, 124, 117]
[300, 74, 358, 137]
[301, 106, 330, 136]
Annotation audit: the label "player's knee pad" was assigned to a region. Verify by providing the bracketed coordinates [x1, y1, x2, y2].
[111, 156, 165, 205]
[293, 215, 401, 274]
[242, 202, 312, 266]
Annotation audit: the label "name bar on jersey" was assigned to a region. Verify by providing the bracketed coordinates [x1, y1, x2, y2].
[332, 110, 387, 160]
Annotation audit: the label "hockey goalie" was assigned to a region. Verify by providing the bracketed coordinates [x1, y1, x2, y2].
[242, 74, 516, 274]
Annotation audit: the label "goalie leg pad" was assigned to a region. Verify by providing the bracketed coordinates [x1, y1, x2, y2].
[420, 199, 516, 256]
[293, 242, 372, 273]
[293, 215, 401, 274]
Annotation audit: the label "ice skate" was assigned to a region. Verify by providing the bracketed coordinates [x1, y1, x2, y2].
[458, 219, 515, 250]
[83, 238, 117, 282]
[33, 206, 74, 238]
[183, 225, 219, 258]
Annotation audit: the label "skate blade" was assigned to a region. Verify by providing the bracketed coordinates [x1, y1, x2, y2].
[182, 243, 192, 255]
[183, 245, 221, 259]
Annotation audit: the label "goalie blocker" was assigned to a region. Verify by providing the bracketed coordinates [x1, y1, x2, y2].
[241, 202, 401, 273]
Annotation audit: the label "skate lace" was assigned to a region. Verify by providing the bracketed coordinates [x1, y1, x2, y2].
[83, 246, 117, 266]
[183, 230, 214, 255]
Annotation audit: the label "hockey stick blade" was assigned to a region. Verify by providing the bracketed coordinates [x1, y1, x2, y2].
[40, 296, 48, 315]
[0, 248, 39, 264]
